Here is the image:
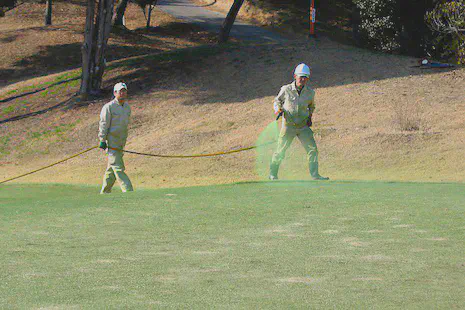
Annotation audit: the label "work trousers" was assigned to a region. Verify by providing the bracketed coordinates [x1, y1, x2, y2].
[270, 125, 320, 177]
[101, 149, 133, 193]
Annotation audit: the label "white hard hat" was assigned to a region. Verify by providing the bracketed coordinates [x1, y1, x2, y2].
[294, 63, 311, 77]
[114, 82, 127, 93]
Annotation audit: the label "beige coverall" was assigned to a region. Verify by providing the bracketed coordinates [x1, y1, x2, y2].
[98, 99, 133, 193]
[270, 82, 322, 178]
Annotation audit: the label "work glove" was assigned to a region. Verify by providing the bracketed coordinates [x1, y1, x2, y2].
[307, 117, 313, 127]
[99, 141, 107, 150]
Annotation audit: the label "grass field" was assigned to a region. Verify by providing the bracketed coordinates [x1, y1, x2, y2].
[1, 181, 464, 308]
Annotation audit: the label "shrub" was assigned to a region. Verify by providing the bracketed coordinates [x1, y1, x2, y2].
[353, 0, 400, 51]
[0, 0, 16, 8]
[426, 0, 465, 64]
[392, 101, 424, 132]
[353, 0, 438, 56]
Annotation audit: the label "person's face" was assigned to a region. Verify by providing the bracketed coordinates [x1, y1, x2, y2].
[294, 75, 309, 88]
[115, 88, 128, 101]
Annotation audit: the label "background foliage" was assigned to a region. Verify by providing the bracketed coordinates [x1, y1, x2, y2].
[426, 0, 465, 63]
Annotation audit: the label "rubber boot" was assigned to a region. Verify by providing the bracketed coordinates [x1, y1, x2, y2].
[269, 162, 280, 180]
[310, 162, 329, 180]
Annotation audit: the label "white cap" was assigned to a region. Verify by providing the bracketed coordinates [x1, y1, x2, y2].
[114, 82, 127, 93]
[294, 63, 311, 77]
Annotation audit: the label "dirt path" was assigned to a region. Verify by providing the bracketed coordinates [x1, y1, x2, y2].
[158, 0, 287, 43]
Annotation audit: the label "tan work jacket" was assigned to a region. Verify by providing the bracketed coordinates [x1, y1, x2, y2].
[98, 99, 131, 150]
[273, 82, 316, 128]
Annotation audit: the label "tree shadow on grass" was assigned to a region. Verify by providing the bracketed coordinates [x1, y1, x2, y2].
[1, 41, 457, 125]
[0, 93, 79, 124]
[0, 33, 21, 43]
[0, 77, 80, 104]
[0, 25, 75, 36]
[103, 41, 457, 108]
[0, 42, 162, 87]
[0, 22, 219, 88]
[55, 0, 87, 6]
[196, 0, 217, 7]
[1, 37, 457, 126]
[134, 22, 219, 44]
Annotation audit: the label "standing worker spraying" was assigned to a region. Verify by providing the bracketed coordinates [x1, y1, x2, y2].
[98, 82, 134, 193]
[269, 63, 329, 181]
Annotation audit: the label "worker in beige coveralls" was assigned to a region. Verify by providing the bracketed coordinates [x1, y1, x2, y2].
[98, 82, 134, 193]
[269, 63, 329, 181]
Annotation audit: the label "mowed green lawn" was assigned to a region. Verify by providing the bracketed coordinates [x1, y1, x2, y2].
[1, 181, 464, 309]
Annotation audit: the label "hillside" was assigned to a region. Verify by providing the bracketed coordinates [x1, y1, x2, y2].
[1, 0, 464, 188]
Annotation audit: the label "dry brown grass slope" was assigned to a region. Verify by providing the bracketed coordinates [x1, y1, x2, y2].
[1, 1, 464, 188]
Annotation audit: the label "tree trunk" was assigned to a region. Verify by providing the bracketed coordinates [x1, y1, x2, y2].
[146, 0, 158, 28]
[45, 0, 52, 25]
[113, 0, 129, 26]
[92, 0, 115, 92]
[218, 0, 244, 43]
[146, 5, 152, 28]
[351, 4, 361, 46]
[80, 0, 96, 100]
